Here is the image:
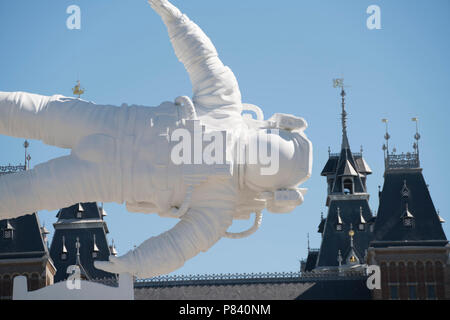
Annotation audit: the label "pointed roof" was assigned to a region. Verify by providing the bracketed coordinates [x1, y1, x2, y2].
[371, 168, 448, 247]
[109, 240, 118, 256]
[340, 160, 358, 177]
[402, 203, 414, 219]
[355, 157, 372, 175]
[75, 237, 90, 281]
[321, 87, 369, 196]
[303, 250, 319, 272]
[438, 211, 445, 223]
[0, 213, 50, 260]
[50, 202, 116, 282]
[93, 234, 100, 252]
[56, 202, 103, 220]
[316, 200, 374, 267]
[5, 220, 14, 230]
[359, 207, 366, 224]
[345, 225, 361, 265]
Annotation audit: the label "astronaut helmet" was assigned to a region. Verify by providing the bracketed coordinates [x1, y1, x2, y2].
[242, 111, 312, 213]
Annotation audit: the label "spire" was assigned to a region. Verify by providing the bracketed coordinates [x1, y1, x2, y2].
[381, 118, 390, 167]
[41, 223, 50, 246]
[72, 80, 85, 98]
[346, 224, 360, 265]
[75, 237, 81, 264]
[109, 239, 118, 256]
[333, 78, 349, 149]
[412, 117, 420, 167]
[74, 236, 90, 280]
[307, 233, 310, 252]
[23, 140, 31, 170]
[337, 250, 343, 267]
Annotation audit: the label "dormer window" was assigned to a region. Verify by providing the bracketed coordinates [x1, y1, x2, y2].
[61, 236, 68, 260]
[92, 234, 100, 259]
[358, 207, 366, 231]
[336, 207, 343, 231]
[3, 229, 12, 239]
[76, 203, 84, 219]
[3, 220, 14, 239]
[403, 203, 414, 227]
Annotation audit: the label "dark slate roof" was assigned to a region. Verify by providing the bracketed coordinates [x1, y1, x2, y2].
[50, 227, 116, 282]
[296, 278, 371, 300]
[316, 199, 374, 267]
[318, 218, 325, 234]
[370, 168, 448, 247]
[0, 213, 48, 260]
[321, 154, 372, 177]
[56, 202, 103, 220]
[50, 202, 116, 282]
[330, 148, 366, 194]
[304, 250, 319, 272]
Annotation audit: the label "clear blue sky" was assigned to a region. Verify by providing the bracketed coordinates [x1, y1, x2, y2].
[0, 0, 449, 276]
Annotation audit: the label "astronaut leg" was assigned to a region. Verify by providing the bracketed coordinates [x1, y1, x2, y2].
[0, 155, 118, 219]
[0, 91, 121, 149]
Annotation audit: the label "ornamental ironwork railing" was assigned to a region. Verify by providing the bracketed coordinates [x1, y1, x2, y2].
[134, 269, 367, 288]
[0, 164, 26, 175]
[329, 152, 362, 158]
[386, 152, 419, 169]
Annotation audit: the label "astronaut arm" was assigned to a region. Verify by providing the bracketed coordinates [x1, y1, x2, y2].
[95, 205, 233, 278]
[148, 0, 242, 118]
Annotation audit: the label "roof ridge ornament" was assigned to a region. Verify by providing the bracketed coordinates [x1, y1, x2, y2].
[403, 203, 414, 218]
[437, 210, 445, 223]
[62, 235, 68, 254]
[337, 207, 343, 225]
[359, 207, 366, 224]
[401, 180, 410, 198]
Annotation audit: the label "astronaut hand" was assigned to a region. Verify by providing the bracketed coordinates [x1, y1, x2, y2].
[94, 255, 136, 275]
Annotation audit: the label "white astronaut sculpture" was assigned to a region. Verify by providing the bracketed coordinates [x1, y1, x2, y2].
[0, 0, 312, 278]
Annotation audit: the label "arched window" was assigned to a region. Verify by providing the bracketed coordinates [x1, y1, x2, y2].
[343, 178, 353, 194]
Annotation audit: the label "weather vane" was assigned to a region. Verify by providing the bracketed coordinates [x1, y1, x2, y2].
[72, 80, 85, 98]
[332, 78, 345, 90]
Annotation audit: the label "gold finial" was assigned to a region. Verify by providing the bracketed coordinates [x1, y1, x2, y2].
[72, 80, 85, 98]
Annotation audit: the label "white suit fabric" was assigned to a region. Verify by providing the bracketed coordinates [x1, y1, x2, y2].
[0, 0, 311, 278]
